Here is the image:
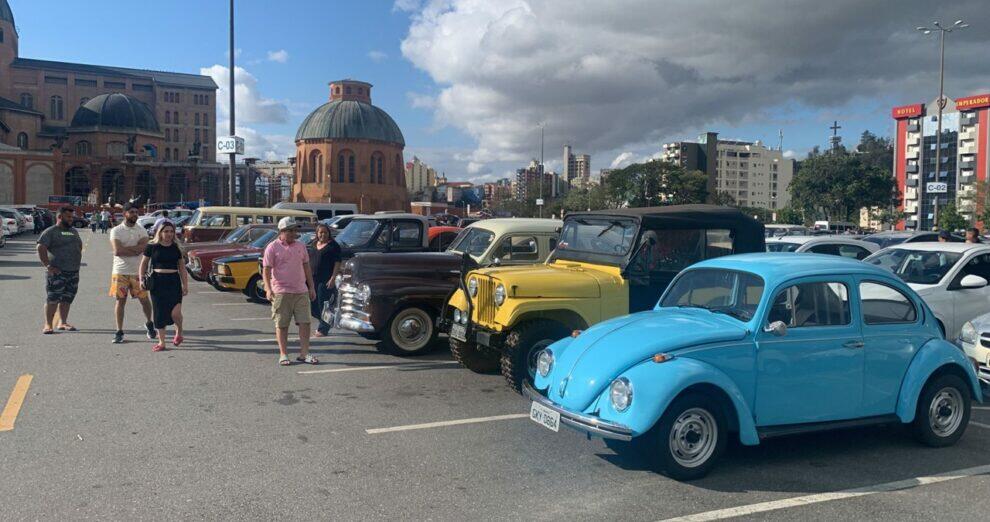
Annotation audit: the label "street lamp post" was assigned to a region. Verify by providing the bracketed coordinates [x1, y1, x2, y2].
[917, 20, 969, 230]
[227, 0, 237, 206]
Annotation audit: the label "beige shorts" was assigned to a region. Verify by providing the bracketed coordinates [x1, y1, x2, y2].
[271, 293, 311, 328]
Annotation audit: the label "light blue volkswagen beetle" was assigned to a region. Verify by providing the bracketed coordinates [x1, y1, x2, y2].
[524, 253, 982, 480]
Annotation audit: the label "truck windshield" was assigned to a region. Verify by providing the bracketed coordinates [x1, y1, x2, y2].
[337, 220, 381, 248]
[865, 248, 962, 285]
[660, 268, 764, 322]
[556, 218, 637, 257]
[447, 228, 495, 256]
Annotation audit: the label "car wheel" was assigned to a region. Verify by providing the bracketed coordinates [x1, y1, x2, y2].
[450, 338, 500, 373]
[501, 320, 570, 392]
[911, 373, 971, 447]
[642, 392, 727, 481]
[379, 306, 438, 356]
[245, 275, 266, 303]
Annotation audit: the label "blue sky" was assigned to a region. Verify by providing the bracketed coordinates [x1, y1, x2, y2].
[12, 0, 990, 183]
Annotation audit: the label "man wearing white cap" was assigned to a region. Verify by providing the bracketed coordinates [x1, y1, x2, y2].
[262, 217, 318, 366]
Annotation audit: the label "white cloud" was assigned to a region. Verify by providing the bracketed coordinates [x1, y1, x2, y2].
[610, 152, 636, 169]
[201, 64, 289, 125]
[783, 149, 796, 159]
[267, 49, 289, 63]
[407, 92, 437, 110]
[216, 122, 294, 162]
[401, 0, 990, 175]
[368, 50, 388, 63]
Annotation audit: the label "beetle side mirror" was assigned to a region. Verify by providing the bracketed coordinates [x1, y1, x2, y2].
[960, 274, 988, 289]
[764, 320, 788, 337]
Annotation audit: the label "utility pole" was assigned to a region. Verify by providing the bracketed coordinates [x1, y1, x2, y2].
[227, 0, 236, 206]
[538, 122, 545, 218]
[918, 20, 969, 229]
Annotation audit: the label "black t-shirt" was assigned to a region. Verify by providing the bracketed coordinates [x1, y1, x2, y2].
[309, 240, 342, 284]
[144, 242, 183, 270]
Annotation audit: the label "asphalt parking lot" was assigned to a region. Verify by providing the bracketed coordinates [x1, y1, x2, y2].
[2, 229, 990, 520]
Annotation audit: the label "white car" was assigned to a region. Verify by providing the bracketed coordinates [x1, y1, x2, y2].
[766, 235, 878, 259]
[137, 208, 194, 229]
[864, 242, 990, 338]
[0, 208, 25, 235]
[957, 313, 990, 386]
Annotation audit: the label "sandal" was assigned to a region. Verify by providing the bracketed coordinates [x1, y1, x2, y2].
[279, 355, 291, 366]
[57, 324, 78, 332]
[296, 354, 319, 365]
[152, 343, 166, 352]
[42, 328, 54, 335]
[172, 334, 184, 347]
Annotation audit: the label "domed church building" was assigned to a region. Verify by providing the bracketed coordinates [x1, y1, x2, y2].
[293, 80, 409, 212]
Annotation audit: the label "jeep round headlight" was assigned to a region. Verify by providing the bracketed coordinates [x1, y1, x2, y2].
[494, 283, 506, 306]
[960, 321, 977, 344]
[537, 349, 554, 378]
[610, 377, 633, 412]
[460, 310, 469, 324]
[453, 309, 462, 324]
[468, 277, 478, 297]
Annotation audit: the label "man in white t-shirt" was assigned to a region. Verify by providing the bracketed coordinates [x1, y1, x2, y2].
[109, 205, 154, 344]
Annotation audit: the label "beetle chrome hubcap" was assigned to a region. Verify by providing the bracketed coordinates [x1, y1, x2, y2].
[929, 387, 963, 437]
[669, 408, 717, 468]
[393, 310, 431, 350]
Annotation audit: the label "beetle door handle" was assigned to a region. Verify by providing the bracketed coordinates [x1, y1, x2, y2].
[843, 340, 864, 349]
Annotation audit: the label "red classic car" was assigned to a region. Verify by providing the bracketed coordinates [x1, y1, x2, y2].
[187, 224, 315, 285]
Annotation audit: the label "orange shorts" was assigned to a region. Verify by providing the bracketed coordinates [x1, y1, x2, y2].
[109, 274, 148, 299]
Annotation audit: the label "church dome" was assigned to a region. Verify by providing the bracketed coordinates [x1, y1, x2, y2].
[0, 0, 14, 29]
[70, 93, 160, 133]
[295, 100, 405, 145]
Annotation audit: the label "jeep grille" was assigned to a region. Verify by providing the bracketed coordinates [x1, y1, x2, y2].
[473, 276, 497, 325]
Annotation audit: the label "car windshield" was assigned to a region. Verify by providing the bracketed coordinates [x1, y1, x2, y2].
[862, 235, 907, 249]
[556, 218, 637, 257]
[766, 242, 802, 252]
[249, 230, 279, 248]
[865, 248, 962, 285]
[336, 219, 381, 248]
[447, 227, 495, 256]
[220, 226, 251, 244]
[660, 268, 764, 322]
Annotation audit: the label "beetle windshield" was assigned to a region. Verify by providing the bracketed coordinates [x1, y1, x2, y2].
[336, 220, 381, 248]
[766, 242, 801, 252]
[660, 268, 764, 322]
[864, 248, 962, 285]
[556, 218, 637, 257]
[447, 227, 495, 256]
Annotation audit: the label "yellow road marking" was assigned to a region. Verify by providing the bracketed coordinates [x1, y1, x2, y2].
[0, 374, 34, 432]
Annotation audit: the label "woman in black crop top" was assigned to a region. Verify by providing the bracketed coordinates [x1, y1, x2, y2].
[139, 221, 188, 351]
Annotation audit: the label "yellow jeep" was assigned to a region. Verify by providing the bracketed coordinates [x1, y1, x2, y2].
[446, 205, 765, 391]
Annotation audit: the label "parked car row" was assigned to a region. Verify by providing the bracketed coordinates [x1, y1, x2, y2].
[189, 204, 985, 481]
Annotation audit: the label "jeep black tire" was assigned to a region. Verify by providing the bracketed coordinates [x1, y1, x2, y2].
[911, 373, 971, 447]
[501, 320, 570, 393]
[641, 392, 727, 481]
[245, 275, 267, 303]
[451, 338, 500, 373]
[378, 306, 438, 356]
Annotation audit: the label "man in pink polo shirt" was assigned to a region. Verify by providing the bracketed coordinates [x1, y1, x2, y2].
[263, 217, 318, 366]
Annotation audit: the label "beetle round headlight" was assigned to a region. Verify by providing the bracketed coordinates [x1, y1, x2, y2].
[468, 277, 478, 297]
[453, 309, 462, 324]
[960, 321, 977, 344]
[536, 349, 554, 378]
[494, 283, 506, 306]
[610, 377, 633, 412]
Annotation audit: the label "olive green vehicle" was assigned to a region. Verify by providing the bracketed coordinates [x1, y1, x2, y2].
[446, 205, 765, 391]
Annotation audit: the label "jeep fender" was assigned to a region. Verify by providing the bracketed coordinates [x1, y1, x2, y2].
[500, 299, 597, 332]
[594, 357, 760, 446]
[895, 338, 983, 423]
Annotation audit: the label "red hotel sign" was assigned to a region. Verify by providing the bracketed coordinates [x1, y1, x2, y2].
[956, 94, 990, 110]
[892, 104, 923, 118]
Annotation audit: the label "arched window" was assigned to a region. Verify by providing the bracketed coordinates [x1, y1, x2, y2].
[50, 96, 64, 120]
[337, 152, 347, 183]
[19, 93, 32, 109]
[395, 154, 402, 185]
[165, 129, 171, 142]
[165, 111, 171, 124]
[165, 148, 171, 161]
[75, 141, 91, 156]
[307, 150, 322, 183]
[370, 152, 384, 184]
[376, 153, 384, 184]
[174, 148, 181, 160]
[173, 111, 179, 124]
[16, 133, 28, 150]
[348, 155, 355, 183]
[195, 113, 200, 126]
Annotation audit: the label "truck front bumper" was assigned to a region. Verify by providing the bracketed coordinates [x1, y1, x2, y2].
[522, 382, 634, 441]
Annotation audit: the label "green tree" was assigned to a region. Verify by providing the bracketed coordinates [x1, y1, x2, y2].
[855, 130, 894, 172]
[937, 203, 968, 232]
[603, 161, 708, 207]
[789, 152, 894, 222]
[774, 206, 805, 225]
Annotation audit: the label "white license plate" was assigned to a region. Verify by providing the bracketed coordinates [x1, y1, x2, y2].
[529, 401, 560, 432]
[450, 323, 467, 342]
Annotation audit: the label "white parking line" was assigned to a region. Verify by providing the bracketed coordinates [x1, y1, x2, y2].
[971, 421, 990, 430]
[298, 361, 459, 375]
[659, 464, 990, 522]
[212, 303, 254, 306]
[973, 406, 990, 411]
[230, 317, 269, 321]
[366, 413, 529, 435]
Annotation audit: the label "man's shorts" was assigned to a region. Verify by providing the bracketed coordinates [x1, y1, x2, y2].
[271, 293, 311, 328]
[109, 274, 148, 299]
[46, 271, 79, 304]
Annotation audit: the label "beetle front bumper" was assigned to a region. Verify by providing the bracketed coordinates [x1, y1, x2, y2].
[522, 382, 634, 441]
